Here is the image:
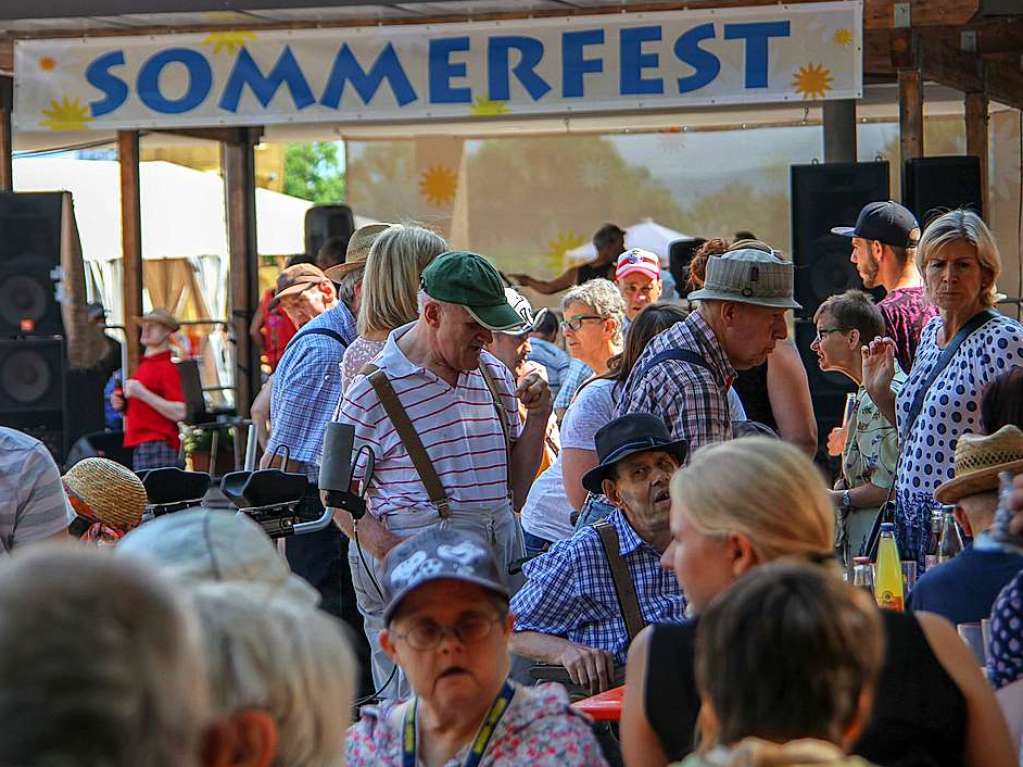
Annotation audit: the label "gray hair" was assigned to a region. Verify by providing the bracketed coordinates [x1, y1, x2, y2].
[192, 583, 355, 767]
[561, 278, 626, 348]
[917, 208, 1001, 309]
[335, 267, 364, 311]
[0, 546, 209, 767]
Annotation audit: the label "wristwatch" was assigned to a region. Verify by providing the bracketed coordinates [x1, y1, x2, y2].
[840, 490, 853, 511]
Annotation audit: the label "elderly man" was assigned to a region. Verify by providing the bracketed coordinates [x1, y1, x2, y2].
[616, 248, 663, 323]
[334, 250, 552, 696]
[907, 426, 1023, 625]
[0, 547, 213, 767]
[111, 308, 186, 471]
[511, 413, 687, 694]
[616, 246, 799, 451]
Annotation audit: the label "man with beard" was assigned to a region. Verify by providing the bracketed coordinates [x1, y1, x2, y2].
[510, 414, 687, 694]
[832, 200, 937, 372]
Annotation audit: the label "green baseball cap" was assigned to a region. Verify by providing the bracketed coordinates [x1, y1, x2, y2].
[421, 251, 525, 332]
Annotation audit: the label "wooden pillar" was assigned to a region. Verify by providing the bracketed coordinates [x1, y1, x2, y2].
[118, 130, 143, 375]
[0, 76, 13, 192]
[222, 128, 260, 418]
[898, 68, 924, 163]
[823, 99, 857, 163]
[965, 91, 989, 217]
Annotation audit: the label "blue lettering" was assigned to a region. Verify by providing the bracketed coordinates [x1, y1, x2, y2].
[429, 36, 471, 104]
[86, 50, 129, 117]
[487, 36, 551, 101]
[620, 26, 663, 96]
[562, 29, 604, 98]
[724, 21, 790, 88]
[137, 48, 212, 114]
[320, 43, 417, 108]
[219, 46, 315, 112]
[674, 23, 720, 94]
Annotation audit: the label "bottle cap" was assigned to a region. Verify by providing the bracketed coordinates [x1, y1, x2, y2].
[880, 522, 895, 533]
[853, 556, 871, 564]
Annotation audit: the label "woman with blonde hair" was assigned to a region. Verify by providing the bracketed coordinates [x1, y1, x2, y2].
[340, 224, 448, 392]
[621, 437, 1014, 767]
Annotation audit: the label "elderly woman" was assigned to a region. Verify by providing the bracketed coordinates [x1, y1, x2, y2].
[620, 437, 1014, 767]
[552, 278, 625, 419]
[341, 224, 448, 392]
[346, 527, 607, 766]
[810, 291, 903, 566]
[863, 209, 1023, 567]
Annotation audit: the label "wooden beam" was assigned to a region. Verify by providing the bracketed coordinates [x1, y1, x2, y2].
[150, 126, 263, 145]
[118, 130, 143, 375]
[964, 91, 989, 215]
[918, 34, 1023, 112]
[0, 76, 12, 192]
[864, 0, 981, 29]
[898, 67, 924, 163]
[222, 127, 260, 418]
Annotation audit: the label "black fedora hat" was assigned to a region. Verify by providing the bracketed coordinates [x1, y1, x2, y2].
[581, 413, 687, 495]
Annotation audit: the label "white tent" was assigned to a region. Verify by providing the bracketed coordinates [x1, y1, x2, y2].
[566, 219, 695, 267]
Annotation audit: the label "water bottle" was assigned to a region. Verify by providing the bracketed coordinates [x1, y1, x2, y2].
[874, 523, 904, 612]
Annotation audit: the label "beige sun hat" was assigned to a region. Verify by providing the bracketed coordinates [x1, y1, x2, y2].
[323, 223, 392, 282]
[934, 425, 1023, 504]
[62, 458, 147, 532]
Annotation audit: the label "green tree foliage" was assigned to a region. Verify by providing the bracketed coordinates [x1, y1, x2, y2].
[283, 142, 346, 203]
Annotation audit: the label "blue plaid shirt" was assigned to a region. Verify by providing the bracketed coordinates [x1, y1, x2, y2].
[553, 358, 594, 411]
[511, 509, 686, 663]
[267, 302, 357, 480]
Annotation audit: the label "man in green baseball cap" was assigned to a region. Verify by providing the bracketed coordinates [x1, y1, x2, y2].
[420, 250, 527, 331]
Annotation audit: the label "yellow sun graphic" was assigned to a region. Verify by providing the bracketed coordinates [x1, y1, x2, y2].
[832, 28, 853, 46]
[39, 56, 57, 72]
[470, 97, 510, 117]
[547, 231, 587, 262]
[40, 96, 93, 131]
[419, 165, 458, 208]
[792, 63, 833, 100]
[202, 30, 258, 55]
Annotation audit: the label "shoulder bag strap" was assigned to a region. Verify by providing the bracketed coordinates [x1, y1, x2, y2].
[593, 520, 645, 643]
[635, 348, 712, 387]
[478, 363, 513, 471]
[361, 363, 450, 519]
[295, 327, 348, 347]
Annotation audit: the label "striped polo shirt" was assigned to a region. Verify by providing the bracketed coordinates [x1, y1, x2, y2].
[335, 322, 522, 519]
[0, 427, 75, 552]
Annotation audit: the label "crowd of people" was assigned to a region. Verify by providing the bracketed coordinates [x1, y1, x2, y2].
[3, 202, 1023, 767]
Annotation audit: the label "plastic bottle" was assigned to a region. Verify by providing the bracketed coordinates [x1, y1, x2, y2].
[874, 522, 904, 611]
[924, 511, 943, 570]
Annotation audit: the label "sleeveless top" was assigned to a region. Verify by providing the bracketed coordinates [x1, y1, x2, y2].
[645, 610, 967, 767]
[732, 362, 778, 431]
[576, 260, 616, 284]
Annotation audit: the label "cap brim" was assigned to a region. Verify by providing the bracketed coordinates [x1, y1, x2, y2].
[269, 281, 317, 308]
[323, 260, 366, 282]
[383, 574, 509, 624]
[465, 302, 528, 332]
[830, 226, 856, 238]
[581, 440, 687, 495]
[616, 266, 661, 282]
[933, 459, 1023, 504]
[686, 288, 802, 311]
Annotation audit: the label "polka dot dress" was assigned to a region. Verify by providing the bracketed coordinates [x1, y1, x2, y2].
[895, 313, 1023, 566]
[988, 569, 1023, 689]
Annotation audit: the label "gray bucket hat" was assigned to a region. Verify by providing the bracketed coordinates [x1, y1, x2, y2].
[381, 527, 508, 624]
[687, 248, 801, 310]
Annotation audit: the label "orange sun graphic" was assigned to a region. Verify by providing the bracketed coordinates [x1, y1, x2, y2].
[41, 96, 93, 131]
[419, 165, 458, 207]
[832, 28, 853, 46]
[39, 56, 57, 72]
[792, 63, 833, 100]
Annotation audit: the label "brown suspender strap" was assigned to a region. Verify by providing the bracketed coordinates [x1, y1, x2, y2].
[477, 363, 513, 486]
[361, 363, 450, 519]
[593, 520, 646, 643]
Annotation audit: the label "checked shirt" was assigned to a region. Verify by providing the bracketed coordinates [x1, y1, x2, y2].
[511, 509, 685, 664]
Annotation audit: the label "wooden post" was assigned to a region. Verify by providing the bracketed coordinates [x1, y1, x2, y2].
[823, 99, 857, 163]
[898, 68, 924, 164]
[964, 91, 989, 216]
[0, 76, 13, 192]
[222, 128, 260, 418]
[118, 130, 143, 375]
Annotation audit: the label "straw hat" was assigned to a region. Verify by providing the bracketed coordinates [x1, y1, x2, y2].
[323, 223, 392, 282]
[934, 425, 1023, 504]
[62, 458, 147, 532]
[136, 308, 180, 332]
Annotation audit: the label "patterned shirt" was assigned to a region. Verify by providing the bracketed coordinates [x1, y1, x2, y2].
[341, 336, 386, 394]
[987, 569, 1023, 690]
[879, 286, 938, 373]
[267, 302, 357, 480]
[554, 358, 594, 412]
[615, 310, 736, 452]
[0, 427, 75, 553]
[842, 371, 905, 500]
[346, 681, 607, 766]
[512, 509, 686, 664]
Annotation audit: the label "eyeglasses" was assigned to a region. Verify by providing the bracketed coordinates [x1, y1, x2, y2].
[560, 315, 604, 332]
[391, 613, 503, 651]
[815, 327, 845, 342]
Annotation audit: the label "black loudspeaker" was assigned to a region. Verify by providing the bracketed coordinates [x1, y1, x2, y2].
[903, 155, 983, 229]
[795, 321, 857, 463]
[0, 192, 64, 337]
[0, 337, 66, 461]
[304, 205, 354, 263]
[791, 162, 890, 318]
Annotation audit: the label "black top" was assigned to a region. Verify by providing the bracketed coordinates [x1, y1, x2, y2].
[576, 260, 617, 285]
[732, 362, 778, 431]
[645, 610, 967, 767]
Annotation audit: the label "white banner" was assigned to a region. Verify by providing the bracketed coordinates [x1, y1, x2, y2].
[15, 2, 862, 132]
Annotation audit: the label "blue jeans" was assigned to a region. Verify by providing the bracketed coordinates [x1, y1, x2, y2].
[523, 530, 552, 558]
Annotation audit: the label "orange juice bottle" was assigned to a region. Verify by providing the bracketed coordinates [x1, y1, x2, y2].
[874, 523, 904, 612]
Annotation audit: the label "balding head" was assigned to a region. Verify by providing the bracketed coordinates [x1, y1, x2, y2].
[0, 546, 210, 767]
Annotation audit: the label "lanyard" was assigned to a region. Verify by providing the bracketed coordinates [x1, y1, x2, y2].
[402, 680, 515, 767]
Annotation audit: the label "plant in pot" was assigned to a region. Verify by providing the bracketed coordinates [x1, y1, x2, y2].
[183, 426, 236, 476]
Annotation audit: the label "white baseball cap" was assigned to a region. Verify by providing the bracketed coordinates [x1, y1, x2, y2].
[615, 249, 661, 282]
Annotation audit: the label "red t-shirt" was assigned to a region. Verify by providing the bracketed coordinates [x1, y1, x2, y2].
[124, 351, 183, 449]
[259, 287, 297, 371]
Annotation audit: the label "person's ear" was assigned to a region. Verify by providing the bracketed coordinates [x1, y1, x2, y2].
[380, 628, 400, 665]
[422, 301, 443, 328]
[728, 533, 758, 577]
[847, 328, 861, 350]
[601, 477, 623, 508]
[200, 712, 277, 767]
[953, 505, 973, 537]
[840, 687, 874, 752]
[720, 301, 739, 328]
[319, 280, 336, 302]
[871, 241, 885, 261]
